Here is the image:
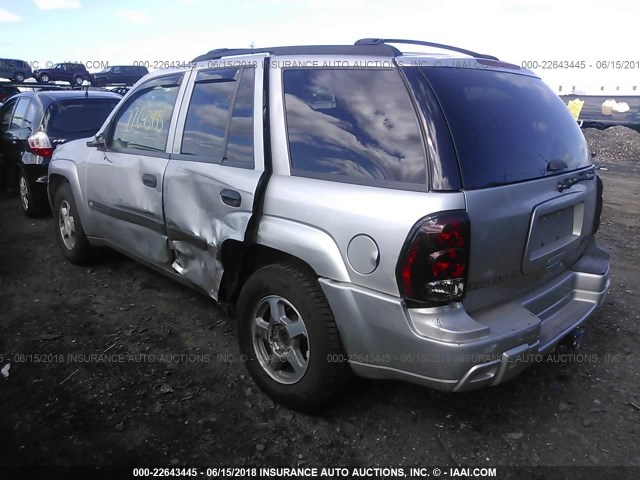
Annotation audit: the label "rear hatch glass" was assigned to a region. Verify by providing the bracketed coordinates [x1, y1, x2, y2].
[46, 99, 118, 138]
[419, 67, 591, 189]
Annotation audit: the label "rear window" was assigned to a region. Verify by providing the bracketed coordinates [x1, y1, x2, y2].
[46, 99, 118, 136]
[420, 67, 591, 189]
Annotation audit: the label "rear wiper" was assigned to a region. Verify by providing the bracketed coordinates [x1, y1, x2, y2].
[557, 167, 596, 192]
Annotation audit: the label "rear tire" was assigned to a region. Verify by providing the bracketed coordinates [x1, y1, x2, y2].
[13, 72, 25, 83]
[53, 183, 93, 264]
[72, 76, 84, 86]
[237, 263, 350, 412]
[18, 170, 46, 218]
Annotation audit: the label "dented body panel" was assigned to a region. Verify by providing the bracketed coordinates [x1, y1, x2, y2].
[163, 162, 262, 299]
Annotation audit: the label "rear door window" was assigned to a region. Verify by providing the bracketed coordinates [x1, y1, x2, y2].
[9, 98, 30, 130]
[180, 68, 238, 160]
[419, 67, 591, 189]
[224, 68, 255, 167]
[282, 68, 426, 188]
[1, 99, 17, 131]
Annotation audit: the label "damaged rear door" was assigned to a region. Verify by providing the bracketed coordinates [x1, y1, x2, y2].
[163, 60, 264, 299]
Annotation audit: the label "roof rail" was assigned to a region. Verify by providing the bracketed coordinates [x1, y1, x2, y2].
[193, 47, 276, 62]
[192, 44, 401, 62]
[354, 38, 499, 60]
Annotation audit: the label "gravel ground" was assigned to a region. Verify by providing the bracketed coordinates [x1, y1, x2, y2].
[0, 128, 639, 472]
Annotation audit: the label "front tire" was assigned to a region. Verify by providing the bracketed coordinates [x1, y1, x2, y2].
[39, 73, 50, 84]
[53, 183, 93, 264]
[237, 263, 349, 412]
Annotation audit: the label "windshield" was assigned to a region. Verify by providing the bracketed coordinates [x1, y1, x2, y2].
[46, 99, 118, 137]
[419, 67, 591, 189]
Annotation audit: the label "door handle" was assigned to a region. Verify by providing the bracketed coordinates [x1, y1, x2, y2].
[220, 189, 241, 207]
[142, 174, 157, 188]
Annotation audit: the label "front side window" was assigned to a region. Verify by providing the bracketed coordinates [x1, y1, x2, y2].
[283, 68, 426, 187]
[109, 74, 182, 152]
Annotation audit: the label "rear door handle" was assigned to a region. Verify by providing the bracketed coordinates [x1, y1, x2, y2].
[220, 189, 241, 207]
[142, 174, 157, 188]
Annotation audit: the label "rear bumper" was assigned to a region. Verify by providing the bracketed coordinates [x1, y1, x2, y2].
[320, 238, 610, 392]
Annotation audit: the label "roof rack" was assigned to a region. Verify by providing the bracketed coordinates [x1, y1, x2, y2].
[192, 44, 401, 62]
[354, 38, 499, 60]
[191, 39, 498, 63]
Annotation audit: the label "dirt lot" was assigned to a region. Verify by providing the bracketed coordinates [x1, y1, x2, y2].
[0, 127, 639, 470]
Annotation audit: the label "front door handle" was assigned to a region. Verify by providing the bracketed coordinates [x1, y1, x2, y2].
[220, 189, 241, 207]
[142, 174, 157, 188]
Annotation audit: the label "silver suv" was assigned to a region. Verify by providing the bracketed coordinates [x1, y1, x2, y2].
[48, 39, 610, 411]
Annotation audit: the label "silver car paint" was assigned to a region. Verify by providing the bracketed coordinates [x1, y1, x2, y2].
[162, 57, 266, 298]
[48, 52, 611, 391]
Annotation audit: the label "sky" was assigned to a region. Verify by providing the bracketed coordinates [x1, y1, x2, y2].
[1, 0, 639, 93]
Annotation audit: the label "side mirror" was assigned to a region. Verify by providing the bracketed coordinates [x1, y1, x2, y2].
[86, 133, 105, 148]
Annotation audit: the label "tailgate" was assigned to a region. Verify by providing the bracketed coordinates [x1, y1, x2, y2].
[414, 64, 598, 312]
[463, 170, 597, 312]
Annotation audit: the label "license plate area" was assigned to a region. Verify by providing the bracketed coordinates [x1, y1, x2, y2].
[523, 193, 585, 274]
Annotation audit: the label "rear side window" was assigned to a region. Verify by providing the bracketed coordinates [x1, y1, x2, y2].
[420, 67, 591, 189]
[109, 74, 182, 152]
[46, 99, 119, 136]
[283, 68, 426, 187]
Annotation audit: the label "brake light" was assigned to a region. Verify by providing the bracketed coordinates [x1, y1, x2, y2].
[28, 131, 54, 157]
[396, 211, 470, 306]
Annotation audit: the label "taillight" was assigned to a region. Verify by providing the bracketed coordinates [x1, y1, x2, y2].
[396, 211, 470, 306]
[28, 131, 54, 157]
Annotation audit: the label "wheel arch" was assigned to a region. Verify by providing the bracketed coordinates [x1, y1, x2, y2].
[218, 220, 351, 307]
[47, 160, 94, 233]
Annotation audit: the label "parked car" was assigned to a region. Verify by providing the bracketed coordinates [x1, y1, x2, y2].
[91, 65, 149, 87]
[0, 58, 32, 82]
[33, 63, 90, 86]
[48, 39, 610, 411]
[0, 85, 20, 103]
[0, 90, 120, 216]
[107, 86, 130, 96]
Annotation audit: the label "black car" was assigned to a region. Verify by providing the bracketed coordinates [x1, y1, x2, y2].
[91, 65, 149, 86]
[0, 85, 20, 103]
[0, 58, 32, 82]
[0, 90, 120, 216]
[33, 63, 91, 86]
